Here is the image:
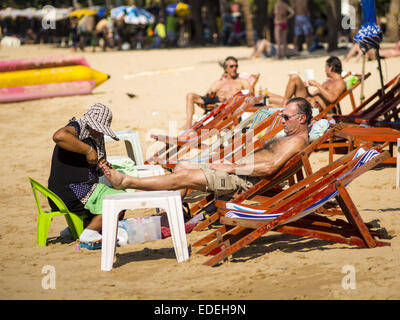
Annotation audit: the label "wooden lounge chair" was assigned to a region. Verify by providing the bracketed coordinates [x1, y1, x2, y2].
[333, 73, 400, 127]
[161, 108, 283, 169]
[145, 92, 263, 166]
[327, 122, 400, 164]
[194, 147, 391, 266]
[191, 125, 341, 231]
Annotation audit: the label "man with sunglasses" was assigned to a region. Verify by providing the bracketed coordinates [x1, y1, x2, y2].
[100, 97, 311, 205]
[182, 56, 251, 130]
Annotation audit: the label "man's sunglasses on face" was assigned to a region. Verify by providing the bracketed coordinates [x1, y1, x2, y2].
[280, 113, 303, 121]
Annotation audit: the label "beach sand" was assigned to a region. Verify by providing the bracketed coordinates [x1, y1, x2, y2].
[0, 44, 399, 300]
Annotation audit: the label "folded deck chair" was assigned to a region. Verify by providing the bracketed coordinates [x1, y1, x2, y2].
[146, 92, 263, 166]
[333, 73, 400, 127]
[194, 147, 390, 266]
[327, 123, 400, 164]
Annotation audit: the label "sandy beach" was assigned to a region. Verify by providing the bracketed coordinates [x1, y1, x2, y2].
[0, 43, 399, 300]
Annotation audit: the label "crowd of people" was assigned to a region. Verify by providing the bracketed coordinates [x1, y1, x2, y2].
[0, 1, 331, 54]
[0, 5, 255, 52]
[251, 0, 326, 60]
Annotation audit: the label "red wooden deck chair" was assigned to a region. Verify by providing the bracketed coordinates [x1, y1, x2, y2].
[146, 92, 263, 166]
[333, 73, 400, 126]
[191, 125, 342, 231]
[175, 110, 286, 223]
[161, 108, 283, 169]
[327, 123, 400, 164]
[194, 147, 391, 266]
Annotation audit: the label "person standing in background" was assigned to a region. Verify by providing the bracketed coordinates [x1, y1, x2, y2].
[274, 0, 295, 59]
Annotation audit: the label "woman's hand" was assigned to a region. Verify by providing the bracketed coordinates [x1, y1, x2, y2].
[86, 146, 98, 165]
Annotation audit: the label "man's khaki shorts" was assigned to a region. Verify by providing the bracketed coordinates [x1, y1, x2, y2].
[198, 164, 260, 197]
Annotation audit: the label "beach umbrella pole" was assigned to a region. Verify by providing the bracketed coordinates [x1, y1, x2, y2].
[360, 53, 366, 103]
[375, 47, 385, 96]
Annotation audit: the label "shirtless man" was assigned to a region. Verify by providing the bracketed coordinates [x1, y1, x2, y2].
[269, 56, 346, 111]
[100, 97, 311, 199]
[274, 0, 295, 59]
[182, 56, 250, 130]
[293, 0, 312, 52]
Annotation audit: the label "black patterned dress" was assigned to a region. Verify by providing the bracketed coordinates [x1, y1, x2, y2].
[48, 121, 99, 216]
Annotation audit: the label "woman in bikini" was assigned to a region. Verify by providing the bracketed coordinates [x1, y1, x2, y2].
[274, 0, 295, 59]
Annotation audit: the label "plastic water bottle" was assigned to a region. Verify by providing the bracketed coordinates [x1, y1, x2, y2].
[118, 219, 137, 244]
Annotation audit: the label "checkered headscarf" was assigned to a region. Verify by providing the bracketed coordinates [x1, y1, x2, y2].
[70, 103, 119, 160]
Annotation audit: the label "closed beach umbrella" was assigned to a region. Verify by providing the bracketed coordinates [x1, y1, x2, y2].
[354, 0, 384, 95]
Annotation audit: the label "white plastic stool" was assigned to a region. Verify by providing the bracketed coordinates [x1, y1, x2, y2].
[101, 191, 189, 271]
[105, 130, 144, 166]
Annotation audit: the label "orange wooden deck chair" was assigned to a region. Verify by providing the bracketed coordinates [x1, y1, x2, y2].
[191, 125, 341, 231]
[160, 108, 283, 169]
[145, 92, 263, 166]
[191, 126, 341, 231]
[327, 122, 400, 164]
[332, 73, 400, 127]
[177, 110, 286, 223]
[194, 147, 391, 266]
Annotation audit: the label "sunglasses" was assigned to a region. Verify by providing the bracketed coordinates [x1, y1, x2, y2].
[228, 64, 238, 68]
[279, 113, 303, 121]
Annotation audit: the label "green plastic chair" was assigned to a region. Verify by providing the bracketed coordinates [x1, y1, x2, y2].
[28, 177, 87, 246]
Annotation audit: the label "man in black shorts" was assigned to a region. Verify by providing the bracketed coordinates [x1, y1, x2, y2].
[182, 56, 251, 130]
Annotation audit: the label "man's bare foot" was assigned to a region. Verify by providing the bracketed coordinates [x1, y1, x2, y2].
[99, 163, 128, 190]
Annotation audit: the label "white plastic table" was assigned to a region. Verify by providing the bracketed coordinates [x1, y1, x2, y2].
[101, 191, 189, 271]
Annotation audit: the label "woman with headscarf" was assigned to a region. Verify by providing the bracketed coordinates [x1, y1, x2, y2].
[48, 103, 125, 249]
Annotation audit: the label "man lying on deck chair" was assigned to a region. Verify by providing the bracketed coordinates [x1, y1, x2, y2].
[182, 56, 251, 130]
[269, 56, 346, 112]
[100, 98, 311, 204]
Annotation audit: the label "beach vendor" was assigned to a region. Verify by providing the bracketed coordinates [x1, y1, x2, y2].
[48, 103, 126, 248]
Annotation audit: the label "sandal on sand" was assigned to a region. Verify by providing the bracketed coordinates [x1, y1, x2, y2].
[80, 240, 102, 250]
